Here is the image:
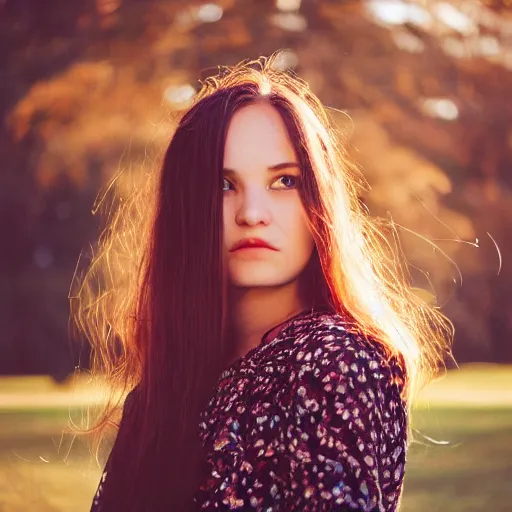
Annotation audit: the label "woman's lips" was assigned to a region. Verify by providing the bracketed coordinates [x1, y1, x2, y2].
[230, 238, 278, 251]
[230, 245, 277, 259]
[234, 246, 273, 251]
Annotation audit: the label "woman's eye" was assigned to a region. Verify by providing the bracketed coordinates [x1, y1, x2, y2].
[222, 175, 300, 192]
[223, 178, 233, 192]
[272, 175, 299, 190]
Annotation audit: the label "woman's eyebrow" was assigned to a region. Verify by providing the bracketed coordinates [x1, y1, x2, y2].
[223, 162, 300, 175]
[268, 162, 300, 171]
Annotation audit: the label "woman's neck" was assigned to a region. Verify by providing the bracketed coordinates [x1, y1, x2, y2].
[227, 281, 307, 363]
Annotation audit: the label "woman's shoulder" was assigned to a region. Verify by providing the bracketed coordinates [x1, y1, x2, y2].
[286, 309, 407, 394]
[290, 309, 403, 365]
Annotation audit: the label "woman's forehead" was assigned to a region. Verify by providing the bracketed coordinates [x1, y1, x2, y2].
[223, 103, 296, 169]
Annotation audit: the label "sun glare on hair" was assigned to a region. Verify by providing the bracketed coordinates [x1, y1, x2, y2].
[260, 78, 272, 96]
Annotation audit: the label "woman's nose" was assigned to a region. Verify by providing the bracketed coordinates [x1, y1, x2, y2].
[235, 189, 272, 226]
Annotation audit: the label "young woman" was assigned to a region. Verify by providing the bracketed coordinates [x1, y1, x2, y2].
[78, 53, 453, 511]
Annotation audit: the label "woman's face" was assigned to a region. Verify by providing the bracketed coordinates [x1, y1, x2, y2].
[223, 101, 315, 288]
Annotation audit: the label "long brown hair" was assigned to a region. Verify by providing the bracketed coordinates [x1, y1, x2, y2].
[71, 53, 453, 510]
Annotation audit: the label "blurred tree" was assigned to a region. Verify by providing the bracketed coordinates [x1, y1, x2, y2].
[1, 0, 511, 377]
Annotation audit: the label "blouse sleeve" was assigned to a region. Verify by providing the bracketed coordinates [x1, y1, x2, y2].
[281, 338, 408, 511]
[195, 334, 408, 511]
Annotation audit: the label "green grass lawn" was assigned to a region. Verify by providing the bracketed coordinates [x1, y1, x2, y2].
[0, 366, 511, 511]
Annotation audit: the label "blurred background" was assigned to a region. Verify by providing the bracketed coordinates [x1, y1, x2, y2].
[0, 0, 511, 510]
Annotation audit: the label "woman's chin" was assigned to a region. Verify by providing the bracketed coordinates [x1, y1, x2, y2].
[228, 273, 286, 289]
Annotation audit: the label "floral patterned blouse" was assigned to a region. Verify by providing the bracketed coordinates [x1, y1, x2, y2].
[91, 308, 408, 511]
